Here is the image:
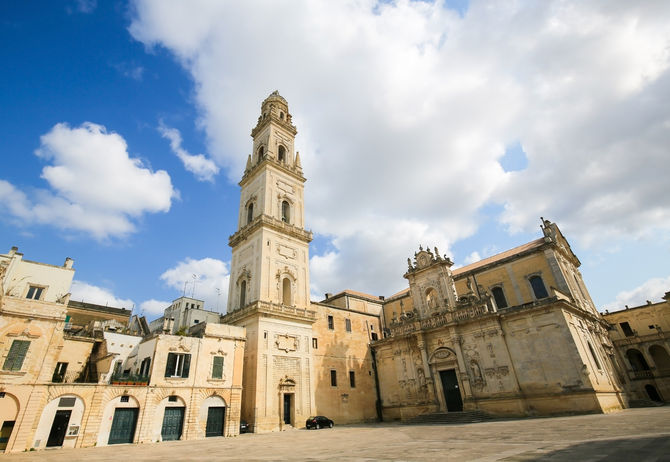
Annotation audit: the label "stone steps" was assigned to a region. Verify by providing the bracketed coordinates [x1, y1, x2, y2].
[406, 410, 494, 425]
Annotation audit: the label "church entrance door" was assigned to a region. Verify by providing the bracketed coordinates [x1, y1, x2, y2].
[283, 394, 292, 425]
[439, 369, 463, 412]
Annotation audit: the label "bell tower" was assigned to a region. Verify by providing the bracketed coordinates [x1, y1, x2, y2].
[222, 91, 316, 432]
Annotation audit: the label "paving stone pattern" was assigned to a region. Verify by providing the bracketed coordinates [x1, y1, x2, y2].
[4, 407, 670, 461]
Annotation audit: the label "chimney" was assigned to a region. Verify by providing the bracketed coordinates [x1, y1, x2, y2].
[64, 257, 74, 269]
[8, 246, 18, 257]
[325, 293, 333, 300]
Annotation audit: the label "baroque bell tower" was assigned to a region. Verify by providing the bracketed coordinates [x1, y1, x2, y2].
[222, 91, 316, 432]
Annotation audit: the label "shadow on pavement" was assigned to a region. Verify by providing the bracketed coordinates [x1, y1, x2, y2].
[502, 435, 670, 462]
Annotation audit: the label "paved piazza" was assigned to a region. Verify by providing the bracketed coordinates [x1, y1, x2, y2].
[4, 408, 670, 461]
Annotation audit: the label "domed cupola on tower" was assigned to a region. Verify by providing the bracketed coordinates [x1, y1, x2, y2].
[246, 91, 302, 176]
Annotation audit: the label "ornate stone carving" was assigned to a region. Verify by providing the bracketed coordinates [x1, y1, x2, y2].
[275, 334, 298, 352]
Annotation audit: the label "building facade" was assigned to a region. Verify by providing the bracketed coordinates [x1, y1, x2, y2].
[603, 294, 670, 405]
[0, 247, 245, 453]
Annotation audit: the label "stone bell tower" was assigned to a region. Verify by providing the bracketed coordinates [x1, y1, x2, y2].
[222, 91, 316, 432]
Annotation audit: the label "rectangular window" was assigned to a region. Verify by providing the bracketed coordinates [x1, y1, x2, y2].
[327, 315, 334, 330]
[349, 371, 356, 388]
[371, 332, 379, 341]
[345, 318, 352, 332]
[3, 340, 30, 371]
[619, 322, 635, 337]
[120, 395, 130, 403]
[330, 369, 337, 387]
[312, 338, 318, 349]
[52, 362, 68, 383]
[59, 397, 76, 407]
[164, 353, 191, 378]
[212, 356, 224, 379]
[26, 285, 44, 300]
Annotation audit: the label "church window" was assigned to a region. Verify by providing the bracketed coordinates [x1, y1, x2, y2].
[281, 200, 290, 223]
[279, 111, 285, 120]
[349, 371, 356, 388]
[330, 370, 337, 387]
[247, 203, 254, 225]
[345, 318, 352, 332]
[529, 275, 548, 299]
[587, 341, 601, 370]
[491, 286, 508, 309]
[327, 315, 334, 330]
[278, 145, 286, 162]
[257, 146, 264, 163]
[3, 340, 30, 371]
[239, 280, 247, 308]
[282, 277, 291, 305]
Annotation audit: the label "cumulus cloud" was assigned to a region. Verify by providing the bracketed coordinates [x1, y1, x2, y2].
[139, 298, 171, 318]
[130, 0, 670, 295]
[0, 122, 177, 239]
[71, 280, 134, 309]
[159, 257, 230, 313]
[158, 122, 219, 182]
[602, 275, 670, 312]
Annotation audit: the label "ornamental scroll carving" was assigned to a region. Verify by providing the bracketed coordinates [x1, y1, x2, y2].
[275, 334, 298, 352]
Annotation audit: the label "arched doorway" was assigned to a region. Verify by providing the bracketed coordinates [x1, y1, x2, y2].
[97, 395, 140, 446]
[34, 395, 85, 449]
[156, 395, 186, 442]
[429, 348, 463, 412]
[200, 395, 227, 437]
[645, 384, 663, 402]
[0, 393, 19, 452]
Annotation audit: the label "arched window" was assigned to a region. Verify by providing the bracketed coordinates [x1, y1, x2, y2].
[247, 203, 254, 225]
[425, 288, 438, 310]
[278, 145, 286, 163]
[649, 345, 670, 371]
[282, 277, 291, 306]
[281, 200, 290, 223]
[257, 146, 264, 163]
[626, 348, 650, 371]
[280, 111, 285, 120]
[239, 280, 247, 309]
[529, 275, 548, 299]
[491, 286, 508, 309]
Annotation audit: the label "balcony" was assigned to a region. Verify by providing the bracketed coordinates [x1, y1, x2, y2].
[109, 372, 150, 386]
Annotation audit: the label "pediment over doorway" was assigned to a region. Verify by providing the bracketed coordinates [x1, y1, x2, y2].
[429, 347, 456, 363]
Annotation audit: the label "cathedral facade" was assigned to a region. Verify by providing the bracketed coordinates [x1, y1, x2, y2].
[221, 92, 627, 432]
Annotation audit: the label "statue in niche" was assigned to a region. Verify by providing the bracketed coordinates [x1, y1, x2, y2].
[471, 360, 483, 381]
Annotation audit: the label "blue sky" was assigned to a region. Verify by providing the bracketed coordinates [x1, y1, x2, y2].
[1, 0, 669, 319]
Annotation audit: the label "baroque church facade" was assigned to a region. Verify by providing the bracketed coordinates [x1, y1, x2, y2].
[220, 92, 627, 432]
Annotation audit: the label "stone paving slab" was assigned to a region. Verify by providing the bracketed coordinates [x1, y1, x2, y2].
[3, 407, 670, 461]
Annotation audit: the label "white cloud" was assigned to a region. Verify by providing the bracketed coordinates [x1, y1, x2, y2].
[70, 280, 134, 309]
[158, 122, 219, 182]
[0, 122, 177, 240]
[130, 1, 670, 295]
[159, 257, 229, 313]
[603, 275, 670, 312]
[139, 299, 171, 318]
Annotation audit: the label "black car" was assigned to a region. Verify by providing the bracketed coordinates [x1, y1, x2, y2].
[239, 420, 250, 433]
[305, 416, 334, 429]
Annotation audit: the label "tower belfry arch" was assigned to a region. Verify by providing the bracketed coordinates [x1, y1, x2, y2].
[222, 91, 316, 432]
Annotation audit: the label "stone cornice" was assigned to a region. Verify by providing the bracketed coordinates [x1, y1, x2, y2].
[221, 300, 317, 325]
[240, 157, 305, 186]
[250, 115, 297, 138]
[229, 214, 313, 247]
